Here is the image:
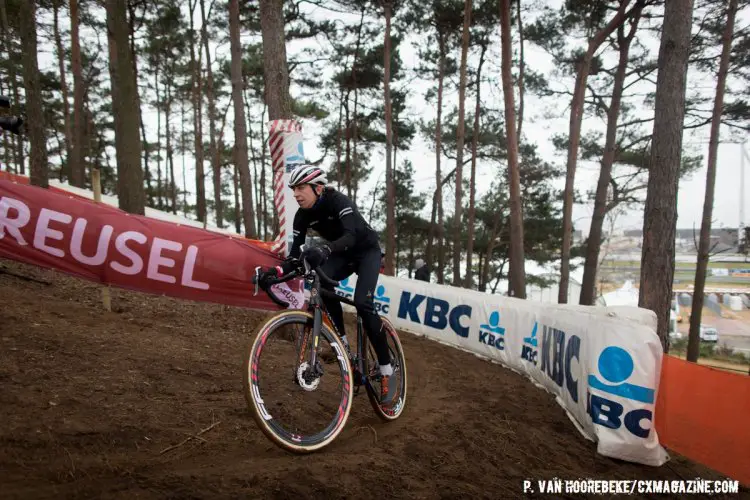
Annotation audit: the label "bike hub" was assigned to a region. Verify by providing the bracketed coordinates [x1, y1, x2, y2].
[296, 362, 321, 391]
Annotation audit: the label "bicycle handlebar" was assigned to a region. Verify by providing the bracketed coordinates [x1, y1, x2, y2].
[252, 257, 340, 308]
[252, 265, 299, 308]
[317, 267, 339, 288]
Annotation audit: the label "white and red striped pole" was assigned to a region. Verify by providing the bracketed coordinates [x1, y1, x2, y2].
[267, 119, 305, 257]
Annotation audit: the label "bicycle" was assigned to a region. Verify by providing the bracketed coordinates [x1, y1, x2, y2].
[243, 251, 407, 453]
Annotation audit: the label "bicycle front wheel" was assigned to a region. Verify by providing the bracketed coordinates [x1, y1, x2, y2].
[242, 310, 354, 453]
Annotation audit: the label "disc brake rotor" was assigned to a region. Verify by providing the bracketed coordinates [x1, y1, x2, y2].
[297, 362, 321, 391]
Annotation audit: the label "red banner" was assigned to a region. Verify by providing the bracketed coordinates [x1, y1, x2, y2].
[0, 178, 301, 310]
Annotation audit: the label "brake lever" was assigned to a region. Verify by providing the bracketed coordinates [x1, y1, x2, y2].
[253, 266, 261, 296]
[299, 244, 312, 275]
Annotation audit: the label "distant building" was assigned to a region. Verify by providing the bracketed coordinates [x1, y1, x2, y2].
[620, 227, 739, 252]
[524, 274, 607, 305]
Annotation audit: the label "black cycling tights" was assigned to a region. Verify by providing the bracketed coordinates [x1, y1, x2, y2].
[319, 247, 391, 367]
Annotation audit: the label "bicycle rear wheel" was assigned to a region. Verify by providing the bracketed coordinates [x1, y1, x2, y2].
[242, 311, 354, 453]
[363, 317, 407, 421]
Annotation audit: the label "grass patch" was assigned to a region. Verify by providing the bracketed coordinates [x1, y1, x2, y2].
[669, 337, 750, 366]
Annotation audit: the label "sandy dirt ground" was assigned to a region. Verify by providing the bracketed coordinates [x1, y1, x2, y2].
[1, 258, 746, 499]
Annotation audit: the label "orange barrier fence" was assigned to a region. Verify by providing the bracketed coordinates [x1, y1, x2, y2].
[656, 355, 750, 485]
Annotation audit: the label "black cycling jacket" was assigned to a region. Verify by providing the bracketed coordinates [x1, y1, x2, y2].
[288, 187, 380, 259]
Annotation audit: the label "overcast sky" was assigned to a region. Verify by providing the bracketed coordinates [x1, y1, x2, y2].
[289, 1, 750, 237]
[31, 1, 750, 238]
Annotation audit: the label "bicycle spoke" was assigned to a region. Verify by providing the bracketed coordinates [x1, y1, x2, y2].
[244, 313, 353, 451]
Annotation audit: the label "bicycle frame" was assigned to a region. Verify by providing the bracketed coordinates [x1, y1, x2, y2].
[252, 260, 373, 392]
[307, 274, 372, 392]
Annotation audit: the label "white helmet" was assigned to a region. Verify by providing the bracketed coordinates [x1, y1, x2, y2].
[288, 164, 327, 188]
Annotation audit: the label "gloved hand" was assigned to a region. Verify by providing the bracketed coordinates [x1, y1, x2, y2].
[279, 256, 302, 275]
[302, 245, 331, 269]
[258, 267, 280, 290]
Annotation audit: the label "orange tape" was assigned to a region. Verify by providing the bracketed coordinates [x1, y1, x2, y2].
[656, 355, 750, 486]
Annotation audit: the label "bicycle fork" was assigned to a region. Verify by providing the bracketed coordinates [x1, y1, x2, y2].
[293, 308, 325, 391]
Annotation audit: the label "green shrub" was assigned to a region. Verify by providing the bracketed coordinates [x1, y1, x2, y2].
[715, 343, 734, 357]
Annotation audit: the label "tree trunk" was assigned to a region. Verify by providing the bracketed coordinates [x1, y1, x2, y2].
[687, 0, 737, 362]
[478, 251, 484, 290]
[639, 0, 694, 352]
[189, 0, 206, 223]
[559, 0, 635, 303]
[335, 90, 344, 190]
[425, 30, 464, 284]
[437, 185, 446, 283]
[395, 220, 401, 275]
[0, 0, 22, 174]
[427, 191, 438, 269]
[452, 0, 472, 285]
[200, 0, 222, 227]
[242, 102, 263, 239]
[85, 108, 96, 174]
[483, 210, 503, 294]
[216, 104, 230, 211]
[436, 36, 447, 285]
[53, 1, 72, 180]
[580, 13, 641, 306]
[352, 86, 360, 205]
[344, 100, 352, 198]
[343, 9, 366, 199]
[408, 229, 415, 278]
[230, 0, 257, 238]
[253, 134, 262, 236]
[245, 87, 261, 234]
[106, 0, 145, 214]
[260, 104, 269, 238]
[155, 66, 163, 210]
[234, 162, 241, 234]
[516, 0, 525, 139]
[180, 99, 187, 216]
[67, 0, 86, 186]
[128, 3, 152, 206]
[138, 111, 153, 206]
[465, 43, 486, 288]
[19, 0, 48, 188]
[165, 81, 176, 214]
[383, 1, 396, 276]
[267, 109, 278, 235]
[491, 260, 507, 294]
[3, 122, 11, 173]
[500, 0, 525, 298]
[258, 0, 292, 120]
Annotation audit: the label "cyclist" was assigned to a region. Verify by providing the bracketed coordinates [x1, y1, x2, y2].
[258, 164, 398, 404]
